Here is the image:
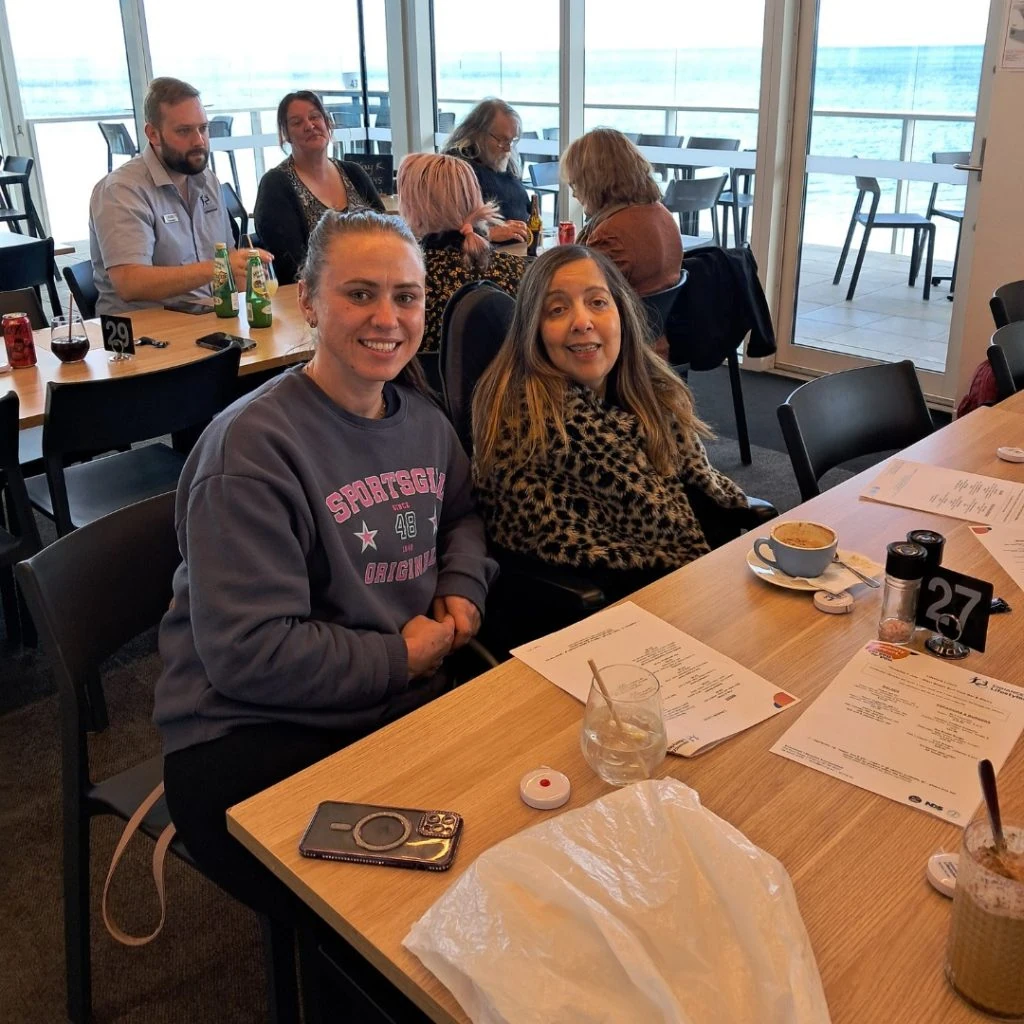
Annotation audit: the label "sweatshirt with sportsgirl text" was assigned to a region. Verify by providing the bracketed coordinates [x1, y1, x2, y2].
[154, 368, 497, 755]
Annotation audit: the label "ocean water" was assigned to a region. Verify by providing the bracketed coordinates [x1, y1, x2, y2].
[14, 45, 983, 256]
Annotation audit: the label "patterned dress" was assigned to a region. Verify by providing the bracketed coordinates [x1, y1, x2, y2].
[284, 157, 376, 234]
[420, 233, 526, 353]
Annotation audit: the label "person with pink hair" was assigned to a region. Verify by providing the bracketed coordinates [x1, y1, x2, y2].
[398, 152, 525, 352]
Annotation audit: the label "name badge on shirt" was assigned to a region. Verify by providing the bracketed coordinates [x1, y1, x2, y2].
[162, 213, 179, 224]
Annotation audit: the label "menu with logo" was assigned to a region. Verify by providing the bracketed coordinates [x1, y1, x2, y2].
[861, 459, 1024, 525]
[511, 601, 800, 757]
[772, 642, 1024, 823]
[970, 524, 1024, 594]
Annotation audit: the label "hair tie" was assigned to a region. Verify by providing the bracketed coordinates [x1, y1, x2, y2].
[460, 222, 474, 238]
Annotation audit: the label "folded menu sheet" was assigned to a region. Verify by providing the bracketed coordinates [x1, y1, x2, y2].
[512, 602, 799, 756]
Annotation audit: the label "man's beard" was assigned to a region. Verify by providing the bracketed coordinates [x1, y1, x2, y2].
[161, 145, 209, 176]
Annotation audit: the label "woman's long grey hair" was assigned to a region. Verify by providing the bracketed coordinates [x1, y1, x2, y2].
[442, 98, 522, 178]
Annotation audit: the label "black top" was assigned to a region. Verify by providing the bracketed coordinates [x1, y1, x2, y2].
[253, 158, 385, 285]
[467, 160, 530, 225]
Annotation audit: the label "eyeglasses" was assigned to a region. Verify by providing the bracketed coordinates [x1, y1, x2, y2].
[488, 132, 519, 150]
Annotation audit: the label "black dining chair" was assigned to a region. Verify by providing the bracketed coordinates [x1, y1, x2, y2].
[25, 346, 241, 536]
[221, 182, 250, 247]
[0, 235, 61, 318]
[718, 151, 756, 247]
[208, 115, 242, 201]
[97, 122, 137, 174]
[15, 492, 302, 1024]
[833, 172, 936, 301]
[777, 360, 934, 502]
[61, 261, 98, 320]
[0, 392, 41, 646]
[529, 161, 561, 224]
[0, 155, 45, 237]
[436, 111, 456, 133]
[662, 175, 728, 248]
[923, 151, 969, 295]
[988, 322, 1024, 400]
[641, 271, 689, 342]
[678, 138, 741, 235]
[0, 286, 47, 328]
[990, 280, 1024, 329]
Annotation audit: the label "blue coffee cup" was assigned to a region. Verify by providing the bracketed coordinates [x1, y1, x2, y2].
[753, 521, 838, 578]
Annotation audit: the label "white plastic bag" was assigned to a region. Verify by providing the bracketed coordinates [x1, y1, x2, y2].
[404, 779, 831, 1024]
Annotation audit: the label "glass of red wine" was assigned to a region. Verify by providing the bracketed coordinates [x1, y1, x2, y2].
[50, 314, 90, 363]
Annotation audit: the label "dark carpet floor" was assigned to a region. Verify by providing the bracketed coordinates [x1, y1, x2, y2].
[0, 365, 943, 1024]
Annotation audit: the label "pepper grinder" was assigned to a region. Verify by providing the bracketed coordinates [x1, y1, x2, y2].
[877, 541, 928, 646]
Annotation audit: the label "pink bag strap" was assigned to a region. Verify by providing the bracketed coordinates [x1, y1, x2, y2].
[101, 781, 176, 947]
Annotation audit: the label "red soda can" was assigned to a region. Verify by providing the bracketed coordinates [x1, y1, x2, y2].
[2, 312, 37, 368]
[558, 221, 576, 246]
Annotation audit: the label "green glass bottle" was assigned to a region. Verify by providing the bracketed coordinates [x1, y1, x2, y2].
[245, 251, 273, 329]
[212, 242, 237, 318]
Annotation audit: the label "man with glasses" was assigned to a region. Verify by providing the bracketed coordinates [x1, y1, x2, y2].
[443, 98, 530, 245]
[89, 77, 268, 314]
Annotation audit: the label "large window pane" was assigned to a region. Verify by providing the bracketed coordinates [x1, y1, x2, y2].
[5, 0, 133, 241]
[146, 0, 384, 205]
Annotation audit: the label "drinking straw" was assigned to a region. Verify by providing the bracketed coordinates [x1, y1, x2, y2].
[66, 290, 76, 342]
[587, 659, 626, 732]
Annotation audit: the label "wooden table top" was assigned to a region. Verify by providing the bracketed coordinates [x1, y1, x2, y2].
[228, 404, 1024, 1024]
[1000, 390, 1024, 417]
[0, 233, 74, 256]
[5, 284, 312, 427]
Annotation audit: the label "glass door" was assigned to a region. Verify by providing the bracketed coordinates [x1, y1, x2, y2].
[775, 0, 990, 402]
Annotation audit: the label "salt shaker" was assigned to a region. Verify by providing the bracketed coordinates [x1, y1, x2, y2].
[877, 541, 928, 645]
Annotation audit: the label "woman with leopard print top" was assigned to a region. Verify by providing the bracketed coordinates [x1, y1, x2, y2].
[398, 152, 525, 353]
[472, 245, 747, 600]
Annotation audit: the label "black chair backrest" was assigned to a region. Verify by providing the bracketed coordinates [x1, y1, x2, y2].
[375, 107, 391, 129]
[0, 391, 40, 557]
[854, 175, 882, 197]
[0, 235, 59, 317]
[637, 134, 684, 150]
[344, 152, 395, 195]
[327, 106, 362, 129]
[520, 131, 538, 140]
[61, 261, 98, 320]
[437, 111, 456, 132]
[777, 360, 933, 501]
[439, 280, 516, 454]
[641, 271, 689, 339]
[3, 154, 34, 175]
[16, 492, 178, 730]
[97, 123, 136, 158]
[989, 322, 1024, 399]
[991, 280, 1024, 328]
[529, 161, 560, 188]
[542, 127, 559, 141]
[208, 115, 234, 137]
[686, 136, 740, 152]
[220, 182, 248, 246]
[0, 287, 47, 329]
[42, 345, 241, 460]
[663, 174, 728, 215]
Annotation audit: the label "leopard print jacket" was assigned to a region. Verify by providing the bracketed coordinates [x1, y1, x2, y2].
[473, 384, 747, 571]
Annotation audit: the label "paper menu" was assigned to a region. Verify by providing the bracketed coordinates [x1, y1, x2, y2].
[772, 643, 1024, 823]
[861, 459, 1024, 525]
[511, 602, 799, 757]
[970, 524, 1024, 594]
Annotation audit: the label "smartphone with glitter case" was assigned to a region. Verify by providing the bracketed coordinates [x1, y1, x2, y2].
[298, 801, 463, 872]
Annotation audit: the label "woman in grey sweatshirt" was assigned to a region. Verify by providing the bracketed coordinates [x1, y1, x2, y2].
[154, 211, 497, 921]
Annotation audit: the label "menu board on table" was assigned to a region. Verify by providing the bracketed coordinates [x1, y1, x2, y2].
[772, 642, 1024, 823]
[511, 601, 799, 757]
[861, 459, 1024, 525]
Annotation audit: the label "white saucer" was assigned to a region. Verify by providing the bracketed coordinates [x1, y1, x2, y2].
[745, 548, 817, 591]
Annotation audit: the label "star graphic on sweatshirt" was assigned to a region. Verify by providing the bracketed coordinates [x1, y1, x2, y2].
[354, 520, 378, 552]
[428, 505, 439, 536]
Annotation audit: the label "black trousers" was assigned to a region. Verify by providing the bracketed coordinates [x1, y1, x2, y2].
[164, 722, 360, 925]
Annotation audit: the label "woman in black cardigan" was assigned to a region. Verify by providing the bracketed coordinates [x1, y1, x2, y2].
[254, 91, 384, 284]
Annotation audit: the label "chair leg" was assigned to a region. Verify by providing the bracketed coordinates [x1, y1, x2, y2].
[727, 348, 751, 465]
[65, 810, 91, 1023]
[0, 564, 21, 646]
[950, 222, 963, 291]
[260, 914, 301, 1024]
[908, 229, 921, 286]
[833, 212, 858, 285]
[720, 204, 730, 247]
[228, 151, 241, 203]
[922, 227, 935, 301]
[845, 225, 871, 302]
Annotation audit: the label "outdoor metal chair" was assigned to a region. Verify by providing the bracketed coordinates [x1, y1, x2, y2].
[97, 122, 137, 174]
[833, 172, 936, 301]
[221, 182, 250, 248]
[208, 115, 242, 201]
[636, 134, 684, 182]
[0, 235, 60, 318]
[922, 150, 969, 295]
[662, 174, 728, 248]
[0, 155, 44, 237]
[529, 160, 561, 223]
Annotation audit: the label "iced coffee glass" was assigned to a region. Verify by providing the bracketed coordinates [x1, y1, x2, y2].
[945, 819, 1024, 1019]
